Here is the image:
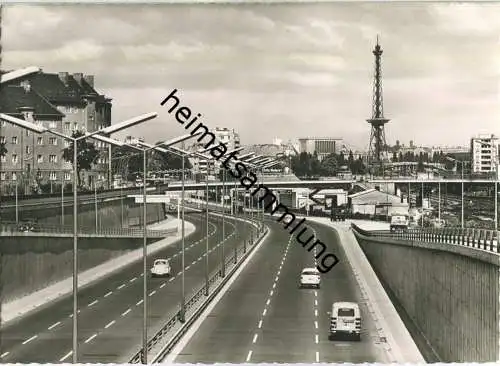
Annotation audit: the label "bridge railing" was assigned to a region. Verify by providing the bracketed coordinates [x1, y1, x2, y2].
[0, 222, 178, 237]
[351, 223, 500, 254]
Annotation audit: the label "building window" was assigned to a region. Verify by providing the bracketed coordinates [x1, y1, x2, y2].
[37, 137, 43, 145]
[0, 120, 5, 127]
[12, 154, 18, 164]
[64, 122, 71, 130]
[12, 136, 18, 144]
[26, 146, 30, 154]
[73, 122, 78, 130]
[0, 136, 5, 144]
[49, 171, 57, 181]
[36, 171, 43, 179]
[64, 140, 70, 148]
[49, 121, 57, 128]
[12, 172, 17, 181]
[37, 155, 43, 163]
[49, 155, 57, 163]
[49, 137, 57, 146]
[25, 130, 30, 136]
[0, 172, 5, 181]
[65, 172, 71, 181]
[0, 156, 5, 163]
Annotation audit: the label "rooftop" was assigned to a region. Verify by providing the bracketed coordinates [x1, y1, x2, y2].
[0, 85, 64, 118]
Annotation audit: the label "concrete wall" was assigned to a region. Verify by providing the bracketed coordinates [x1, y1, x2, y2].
[0, 236, 159, 304]
[353, 230, 500, 362]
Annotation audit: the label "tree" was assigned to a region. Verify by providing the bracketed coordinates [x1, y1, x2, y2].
[392, 151, 398, 162]
[111, 145, 143, 181]
[62, 130, 99, 188]
[0, 142, 7, 158]
[320, 153, 337, 176]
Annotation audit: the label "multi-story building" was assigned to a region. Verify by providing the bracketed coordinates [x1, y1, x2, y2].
[0, 69, 112, 193]
[190, 127, 240, 175]
[298, 137, 343, 161]
[470, 134, 500, 173]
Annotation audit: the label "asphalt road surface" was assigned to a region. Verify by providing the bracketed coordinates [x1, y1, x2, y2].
[0, 212, 255, 363]
[173, 219, 389, 363]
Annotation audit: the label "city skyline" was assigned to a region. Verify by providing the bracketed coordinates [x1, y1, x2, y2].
[2, 3, 499, 150]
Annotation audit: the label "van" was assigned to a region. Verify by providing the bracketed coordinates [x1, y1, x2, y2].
[328, 302, 361, 341]
[390, 213, 409, 232]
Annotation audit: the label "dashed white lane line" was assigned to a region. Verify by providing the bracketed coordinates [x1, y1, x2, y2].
[316, 351, 320, 363]
[22, 335, 37, 345]
[262, 308, 267, 316]
[252, 334, 258, 343]
[314, 309, 318, 317]
[258, 320, 263, 328]
[48, 321, 61, 330]
[104, 291, 113, 298]
[314, 290, 317, 297]
[314, 321, 318, 329]
[84, 333, 98, 344]
[60, 351, 72, 362]
[314, 299, 318, 306]
[88, 299, 98, 307]
[315, 334, 319, 344]
[122, 308, 132, 316]
[136, 299, 144, 306]
[246, 350, 253, 362]
[117, 284, 126, 290]
[269, 290, 274, 296]
[160, 283, 166, 288]
[1, 352, 9, 358]
[130, 277, 137, 283]
[149, 290, 156, 297]
[105, 320, 115, 329]
[266, 299, 271, 306]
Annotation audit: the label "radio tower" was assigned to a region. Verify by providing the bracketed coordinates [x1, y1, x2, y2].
[366, 35, 390, 172]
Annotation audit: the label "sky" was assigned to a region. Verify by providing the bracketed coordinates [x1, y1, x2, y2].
[2, 2, 500, 151]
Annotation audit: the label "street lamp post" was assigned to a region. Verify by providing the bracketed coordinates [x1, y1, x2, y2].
[0, 112, 158, 363]
[221, 168, 226, 278]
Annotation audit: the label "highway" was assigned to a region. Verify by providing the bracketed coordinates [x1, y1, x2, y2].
[0, 211, 255, 363]
[172, 219, 389, 363]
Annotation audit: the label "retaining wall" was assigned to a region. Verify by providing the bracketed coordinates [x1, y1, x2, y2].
[353, 229, 500, 362]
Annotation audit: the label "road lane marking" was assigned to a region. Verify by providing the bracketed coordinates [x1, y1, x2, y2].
[316, 351, 319, 363]
[258, 320, 263, 328]
[314, 291, 317, 297]
[160, 283, 166, 288]
[252, 334, 258, 343]
[105, 320, 115, 329]
[136, 299, 144, 306]
[269, 290, 274, 296]
[169, 277, 175, 282]
[130, 277, 137, 282]
[314, 321, 318, 329]
[22, 335, 37, 345]
[60, 351, 72, 362]
[315, 334, 319, 344]
[246, 350, 253, 362]
[262, 308, 267, 316]
[88, 300, 98, 307]
[104, 291, 113, 298]
[314, 299, 318, 306]
[272, 283, 276, 289]
[117, 284, 126, 290]
[315, 309, 318, 317]
[149, 290, 156, 297]
[0, 352, 9, 358]
[122, 308, 132, 316]
[85, 333, 97, 344]
[48, 321, 61, 330]
[266, 299, 270, 306]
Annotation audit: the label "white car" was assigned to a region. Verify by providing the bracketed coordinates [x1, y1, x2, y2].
[151, 259, 171, 277]
[299, 268, 321, 288]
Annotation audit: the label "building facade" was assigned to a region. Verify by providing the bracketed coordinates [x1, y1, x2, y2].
[0, 69, 112, 194]
[470, 134, 500, 174]
[298, 137, 343, 161]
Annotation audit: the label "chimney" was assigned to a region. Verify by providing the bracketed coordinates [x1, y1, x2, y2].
[73, 73, 83, 85]
[58, 72, 69, 85]
[83, 75, 94, 87]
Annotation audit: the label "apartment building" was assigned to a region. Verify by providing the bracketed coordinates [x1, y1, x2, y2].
[470, 134, 500, 173]
[0, 69, 112, 194]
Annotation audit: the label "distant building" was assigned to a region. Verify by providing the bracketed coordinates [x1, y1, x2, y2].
[124, 136, 145, 146]
[298, 137, 343, 161]
[470, 134, 500, 173]
[0, 68, 112, 193]
[348, 188, 406, 216]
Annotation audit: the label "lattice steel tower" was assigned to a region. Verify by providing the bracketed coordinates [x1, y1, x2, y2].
[366, 35, 390, 169]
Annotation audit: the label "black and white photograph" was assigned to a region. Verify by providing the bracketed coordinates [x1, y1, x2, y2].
[0, 1, 499, 364]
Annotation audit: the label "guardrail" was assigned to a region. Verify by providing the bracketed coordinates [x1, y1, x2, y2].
[0, 223, 178, 238]
[128, 216, 266, 363]
[351, 223, 500, 254]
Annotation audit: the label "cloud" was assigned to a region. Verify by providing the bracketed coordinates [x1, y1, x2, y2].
[2, 2, 500, 149]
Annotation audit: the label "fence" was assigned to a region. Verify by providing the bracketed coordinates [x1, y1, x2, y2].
[351, 223, 500, 254]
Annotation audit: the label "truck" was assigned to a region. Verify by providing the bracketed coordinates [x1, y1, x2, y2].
[390, 212, 409, 232]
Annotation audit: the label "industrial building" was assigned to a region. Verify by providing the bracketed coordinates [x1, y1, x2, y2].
[470, 134, 500, 174]
[348, 188, 407, 216]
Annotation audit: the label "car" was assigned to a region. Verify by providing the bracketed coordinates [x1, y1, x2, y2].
[151, 259, 171, 277]
[299, 268, 321, 288]
[328, 302, 361, 341]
